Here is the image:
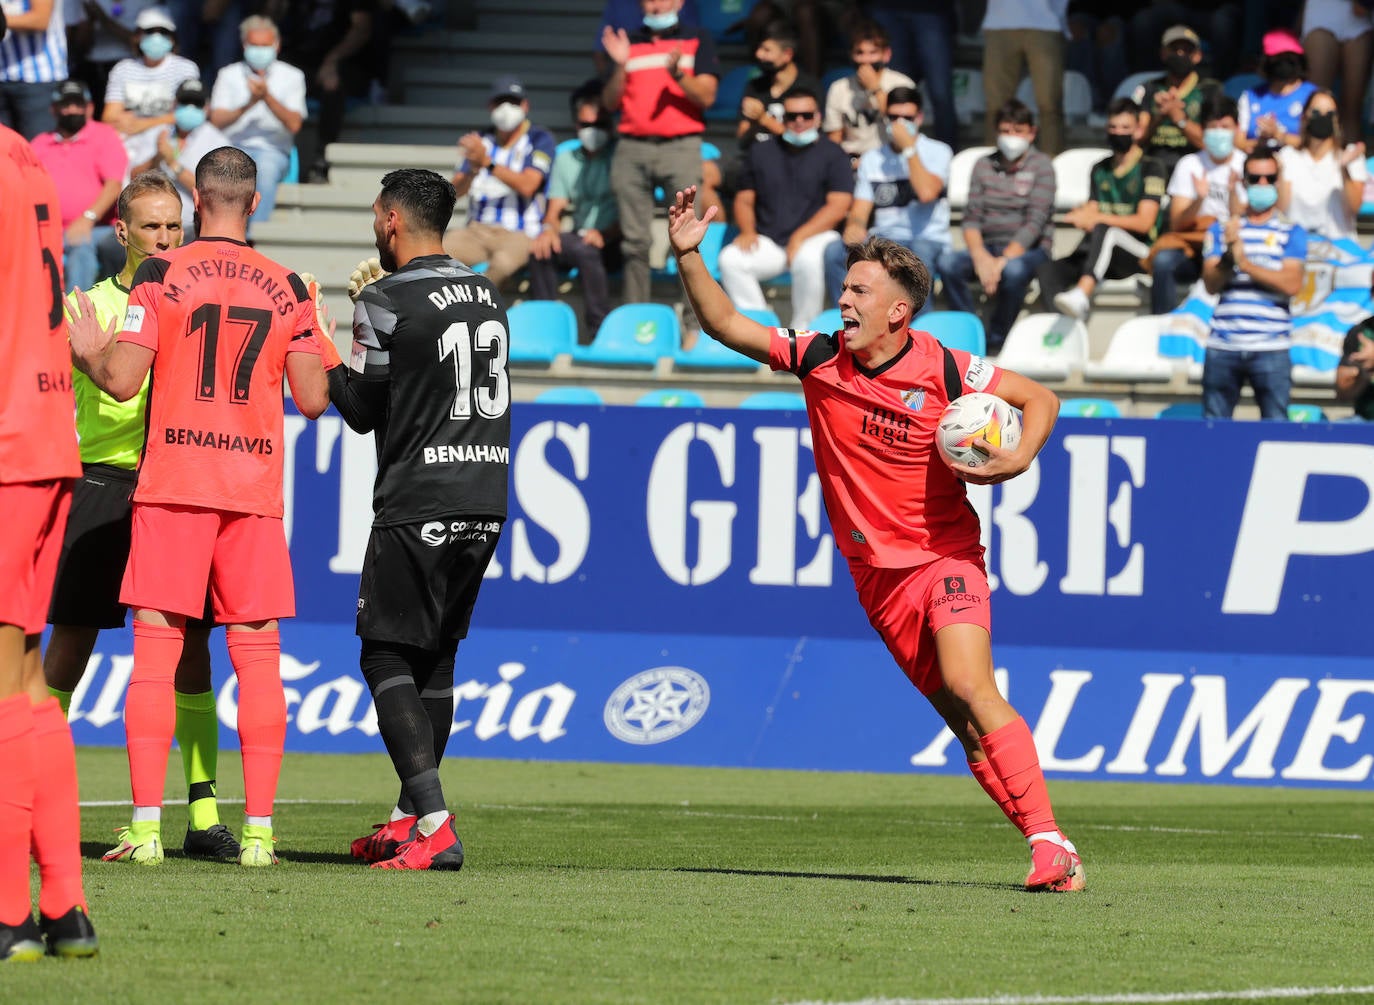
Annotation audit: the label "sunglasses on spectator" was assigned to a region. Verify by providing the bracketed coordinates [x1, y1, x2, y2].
[782, 110, 818, 122]
[1244, 172, 1278, 185]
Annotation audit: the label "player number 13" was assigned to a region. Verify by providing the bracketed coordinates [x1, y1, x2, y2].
[437, 319, 510, 420]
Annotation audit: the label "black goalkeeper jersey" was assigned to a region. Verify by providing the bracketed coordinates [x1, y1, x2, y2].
[346, 254, 511, 525]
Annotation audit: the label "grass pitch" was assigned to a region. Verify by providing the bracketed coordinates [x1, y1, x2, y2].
[9, 747, 1374, 1004]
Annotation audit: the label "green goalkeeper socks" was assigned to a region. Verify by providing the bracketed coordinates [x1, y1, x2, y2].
[175, 690, 221, 831]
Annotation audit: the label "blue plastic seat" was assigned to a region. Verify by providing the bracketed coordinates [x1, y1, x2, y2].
[1223, 73, 1264, 100]
[740, 307, 781, 327]
[808, 308, 843, 333]
[1288, 403, 1327, 422]
[636, 388, 706, 407]
[283, 146, 299, 184]
[674, 332, 761, 371]
[922, 310, 987, 355]
[576, 303, 680, 367]
[1059, 398, 1122, 418]
[697, 0, 749, 41]
[706, 65, 758, 121]
[1156, 401, 1204, 419]
[738, 390, 805, 410]
[534, 386, 604, 405]
[507, 300, 578, 365]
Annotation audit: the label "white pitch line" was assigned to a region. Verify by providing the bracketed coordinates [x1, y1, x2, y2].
[785, 986, 1374, 1005]
[79, 798, 361, 807]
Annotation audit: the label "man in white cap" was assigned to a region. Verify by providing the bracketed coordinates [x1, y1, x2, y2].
[101, 7, 201, 169]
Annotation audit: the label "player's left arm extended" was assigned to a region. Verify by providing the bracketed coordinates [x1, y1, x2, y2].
[66, 290, 154, 402]
[962, 369, 1060, 486]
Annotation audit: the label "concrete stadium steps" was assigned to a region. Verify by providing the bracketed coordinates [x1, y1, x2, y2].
[468, 0, 600, 38]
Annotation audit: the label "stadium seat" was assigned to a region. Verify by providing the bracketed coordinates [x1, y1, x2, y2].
[707, 65, 756, 121]
[1015, 70, 1093, 124]
[284, 146, 300, 185]
[507, 300, 578, 366]
[821, 66, 849, 95]
[738, 390, 805, 410]
[1155, 401, 1204, 419]
[576, 303, 679, 367]
[997, 313, 1089, 381]
[1223, 73, 1264, 100]
[673, 330, 763, 371]
[1288, 403, 1327, 422]
[556, 137, 579, 156]
[1360, 157, 1374, 217]
[1292, 364, 1337, 387]
[1113, 71, 1161, 104]
[952, 68, 984, 125]
[1059, 397, 1122, 418]
[697, 0, 747, 42]
[741, 307, 781, 327]
[657, 220, 728, 280]
[636, 388, 706, 407]
[922, 310, 986, 355]
[947, 145, 994, 213]
[1083, 315, 1175, 383]
[534, 386, 604, 405]
[808, 308, 843, 333]
[1052, 147, 1111, 212]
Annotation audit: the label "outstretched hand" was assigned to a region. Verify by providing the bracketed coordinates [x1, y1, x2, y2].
[667, 186, 719, 258]
[65, 288, 117, 370]
[949, 439, 1030, 485]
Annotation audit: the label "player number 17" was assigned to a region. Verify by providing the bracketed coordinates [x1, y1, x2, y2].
[437, 319, 510, 420]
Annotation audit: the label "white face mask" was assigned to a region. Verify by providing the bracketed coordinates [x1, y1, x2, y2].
[578, 126, 609, 153]
[997, 134, 1030, 161]
[490, 103, 526, 133]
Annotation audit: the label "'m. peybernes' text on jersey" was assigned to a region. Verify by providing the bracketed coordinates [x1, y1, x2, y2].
[770, 326, 1002, 568]
[117, 237, 321, 516]
[350, 254, 511, 524]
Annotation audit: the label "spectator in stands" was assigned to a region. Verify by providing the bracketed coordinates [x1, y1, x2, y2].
[1131, 24, 1219, 179]
[1146, 91, 1246, 315]
[938, 99, 1056, 354]
[733, 0, 842, 81]
[1126, 3, 1242, 81]
[209, 14, 306, 226]
[31, 79, 128, 292]
[1040, 97, 1166, 321]
[602, 0, 719, 308]
[1238, 29, 1317, 153]
[822, 19, 916, 166]
[442, 75, 555, 290]
[1, 0, 70, 138]
[101, 7, 200, 171]
[1200, 145, 1306, 419]
[860, 1, 957, 152]
[982, 0, 1067, 156]
[133, 78, 230, 233]
[737, 20, 817, 150]
[267, 0, 374, 183]
[718, 85, 852, 328]
[167, 0, 241, 86]
[1336, 311, 1374, 421]
[529, 91, 621, 341]
[823, 86, 950, 314]
[1302, 1, 1373, 147]
[1277, 89, 1366, 242]
[593, 0, 698, 77]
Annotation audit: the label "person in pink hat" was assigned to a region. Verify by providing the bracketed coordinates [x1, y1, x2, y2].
[1237, 28, 1318, 153]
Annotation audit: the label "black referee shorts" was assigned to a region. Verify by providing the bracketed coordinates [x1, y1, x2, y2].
[357, 516, 503, 650]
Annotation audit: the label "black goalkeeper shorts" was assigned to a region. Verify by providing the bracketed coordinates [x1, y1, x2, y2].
[356, 516, 503, 650]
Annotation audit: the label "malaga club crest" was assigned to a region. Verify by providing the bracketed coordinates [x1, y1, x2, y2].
[603, 667, 710, 745]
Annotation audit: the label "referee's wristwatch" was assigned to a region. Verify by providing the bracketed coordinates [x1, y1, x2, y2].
[81, 209, 98, 222]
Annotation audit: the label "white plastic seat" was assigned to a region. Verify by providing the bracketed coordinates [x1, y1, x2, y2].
[1015, 70, 1094, 124]
[952, 68, 985, 126]
[1083, 314, 1175, 383]
[996, 312, 1089, 381]
[947, 145, 994, 213]
[1051, 147, 1111, 212]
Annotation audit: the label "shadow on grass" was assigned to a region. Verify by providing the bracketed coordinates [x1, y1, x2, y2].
[673, 865, 1017, 890]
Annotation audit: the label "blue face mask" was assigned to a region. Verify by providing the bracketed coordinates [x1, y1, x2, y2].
[1247, 183, 1278, 212]
[643, 11, 678, 31]
[782, 127, 819, 147]
[140, 32, 175, 61]
[244, 45, 276, 71]
[1203, 127, 1234, 161]
[174, 104, 205, 132]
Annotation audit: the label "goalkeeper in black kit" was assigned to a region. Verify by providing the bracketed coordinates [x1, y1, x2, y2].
[319, 168, 511, 871]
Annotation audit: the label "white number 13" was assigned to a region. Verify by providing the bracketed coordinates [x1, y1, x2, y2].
[437, 319, 510, 420]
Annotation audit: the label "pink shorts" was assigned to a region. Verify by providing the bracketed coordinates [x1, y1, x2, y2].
[0, 480, 72, 634]
[120, 503, 295, 622]
[848, 554, 992, 696]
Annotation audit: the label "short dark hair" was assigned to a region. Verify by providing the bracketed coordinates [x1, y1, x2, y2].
[378, 168, 457, 237]
[195, 146, 257, 216]
[759, 18, 796, 50]
[995, 99, 1035, 128]
[885, 86, 922, 111]
[848, 18, 889, 49]
[1245, 142, 1281, 173]
[569, 77, 603, 117]
[117, 171, 180, 221]
[779, 84, 820, 107]
[1199, 90, 1239, 126]
[1106, 96, 1141, 119]
[845, 236, 931, 316]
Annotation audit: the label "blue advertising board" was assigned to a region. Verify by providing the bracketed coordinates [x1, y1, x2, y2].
[67, 407, 1374, 788]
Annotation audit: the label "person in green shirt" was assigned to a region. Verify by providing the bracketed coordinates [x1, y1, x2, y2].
[1337, 317, 1374, 421]
[1039, 96, 1167, 321]
[1132, 24, 1221, 179]
[44, 172, 241, 864]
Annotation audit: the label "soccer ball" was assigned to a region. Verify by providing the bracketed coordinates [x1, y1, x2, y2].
[936, 392, 1022, 469]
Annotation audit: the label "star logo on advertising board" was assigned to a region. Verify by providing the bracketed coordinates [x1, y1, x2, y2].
[604, 667, 710, 745]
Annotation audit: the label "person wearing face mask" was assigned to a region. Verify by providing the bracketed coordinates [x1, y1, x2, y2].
[1146, 91, 1248, 315]
[592, 0, 699, 77]
[822, 86, 950, 313]
[31, 79, 129, 293]
[1131, 25, 1220, 179]
[209, 15, 306, 227]
[1275, 89, 1366, 241]
[1237, 29, 1317, 153]
[529, 89, 622, 341]
[718, 86, 853, 328]
[0, 0, 71, 139]
[133, 78, 230, 234]
[737, 20, 817, 150]
[442, 75, 556, 291]
[938, 99, 1056, 355]
[822, 19, 915, 165]
[1200, 146, 1307, 419]
[101, 7, 200, 171]
[1302, 0, 1373, 146]
[1040, 97, 1166, 321]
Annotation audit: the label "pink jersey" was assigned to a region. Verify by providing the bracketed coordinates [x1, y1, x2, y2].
[769, 326, 1003, 568]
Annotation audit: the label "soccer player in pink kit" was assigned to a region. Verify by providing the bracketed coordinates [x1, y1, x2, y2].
[669, 186, 1084, 892]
